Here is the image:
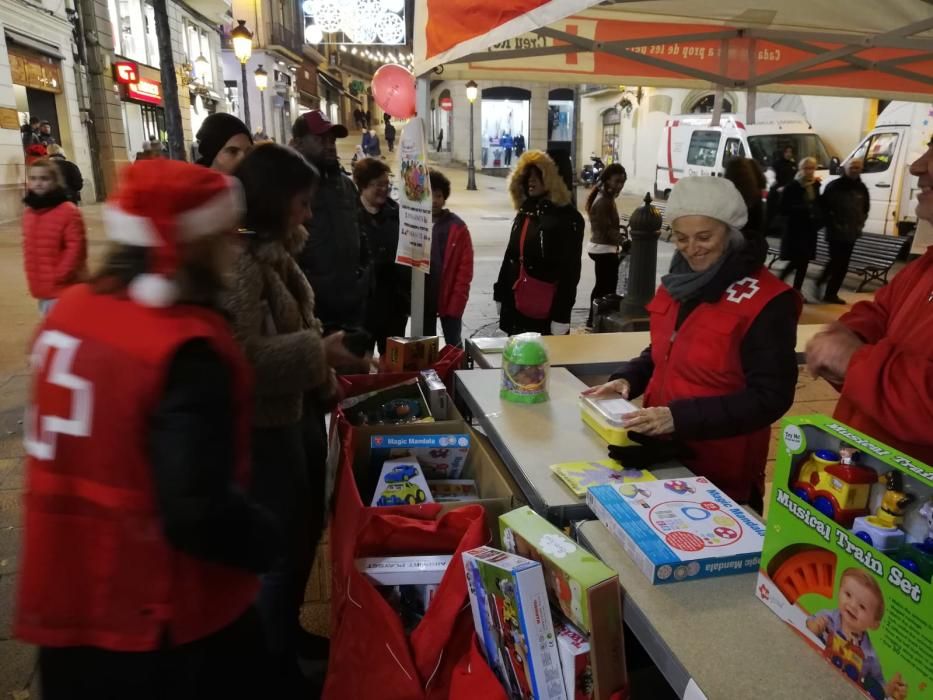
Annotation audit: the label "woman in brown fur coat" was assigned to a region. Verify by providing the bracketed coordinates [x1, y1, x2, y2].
[494, 150, 585, 335]
[226, 144, 362, 695]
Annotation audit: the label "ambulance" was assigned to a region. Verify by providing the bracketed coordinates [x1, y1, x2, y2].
[654, 109, 834, 198]
[830, 101, 933, 236]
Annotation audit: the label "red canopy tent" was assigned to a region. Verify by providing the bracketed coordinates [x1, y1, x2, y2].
[414, 1, 933, 100]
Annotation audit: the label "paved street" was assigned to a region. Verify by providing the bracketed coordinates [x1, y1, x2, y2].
[0, 143, 868, 698]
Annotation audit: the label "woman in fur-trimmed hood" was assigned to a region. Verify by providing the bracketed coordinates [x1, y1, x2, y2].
[224, 144, 365, 694]
[495, 149, 584, 335]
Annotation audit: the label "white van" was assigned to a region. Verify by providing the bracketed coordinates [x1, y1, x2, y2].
[654, 109, 834, 198]
[830, 101, 932, 236]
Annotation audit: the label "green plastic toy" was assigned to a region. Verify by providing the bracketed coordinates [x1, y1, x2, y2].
[500, 333, 549, 404]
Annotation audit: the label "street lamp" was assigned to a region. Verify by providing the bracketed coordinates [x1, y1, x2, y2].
[194, 54, 210, 84]
[254, 64, 268, 138]
[465, 80, 478, 191]
[230, 19, 253, 130]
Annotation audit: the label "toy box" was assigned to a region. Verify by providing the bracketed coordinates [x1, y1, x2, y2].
[555, 618, 593, 700]
[371, 457, 434, 507]
[499, 507, 626, 700]
[463, 546, 567, 700]
[550, 459, 655, 498]
[579, 397, 638, 448]
[756, 415, 933, 700]
[587, 477, 766, 584]
[339, 377, 434, 426]
[385, 336, 439, 373]
[370, 432, 470, 480]
[355, 554, 451, 586]
[420, 369, 449, 418]
[429, 479, 479, 502]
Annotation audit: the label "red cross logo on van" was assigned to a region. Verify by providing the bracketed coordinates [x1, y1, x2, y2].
[725, 277, 760, 304]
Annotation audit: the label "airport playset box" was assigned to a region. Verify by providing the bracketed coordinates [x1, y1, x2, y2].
[756, 415, 933, 700]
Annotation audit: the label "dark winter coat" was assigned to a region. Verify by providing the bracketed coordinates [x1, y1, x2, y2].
[772, 154, 797, 187]
[224, 225, 333, 428]
[359, 198, 410, 349]
[494, 150, 584, 334]
[821, 176, 870, 243]
[50, 154, 84, 204]
[779, 179, 822, 260]
[296, 169, 370, 331]
[385, 123, 396, 144]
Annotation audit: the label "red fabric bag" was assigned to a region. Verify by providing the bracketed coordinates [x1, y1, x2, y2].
[325, 411, 505, 699]
[512, 216, 557, 320]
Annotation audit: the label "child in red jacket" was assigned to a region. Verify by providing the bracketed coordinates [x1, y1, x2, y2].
[22, 158, 87, 314]
[428, 170, 474, 346]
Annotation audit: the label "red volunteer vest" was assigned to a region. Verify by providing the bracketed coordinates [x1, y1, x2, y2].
[15, 285, 259, 651]
[644, 268, 798, 503]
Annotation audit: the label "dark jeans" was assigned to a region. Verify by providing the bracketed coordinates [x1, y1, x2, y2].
[39, 608, 265, 700]
[504, 147, 512, 166]
[818, 239, 855, 299]
[422, 311, 463, 347]
[588, 252, 619, 324]
[779, 256, 810, 290]
[252, 408, 327, 697]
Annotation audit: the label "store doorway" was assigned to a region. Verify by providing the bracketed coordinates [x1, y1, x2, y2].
[480, 86, 530, 169]
[547, 88, 573, 153]
[433, 89, 452, 152]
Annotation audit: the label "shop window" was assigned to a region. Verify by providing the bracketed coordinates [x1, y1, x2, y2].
[185, 20, 214, 87]
[687, 130, 721, 167]
[601, 108, 620, 164]
[689, 94, 733, 114]
[852, 132, 899, 174]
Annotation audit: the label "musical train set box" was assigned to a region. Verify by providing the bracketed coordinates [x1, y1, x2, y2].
[756, 415, 933, 700]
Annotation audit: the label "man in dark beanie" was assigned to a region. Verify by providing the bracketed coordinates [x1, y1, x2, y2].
[196, 113, 253, 175]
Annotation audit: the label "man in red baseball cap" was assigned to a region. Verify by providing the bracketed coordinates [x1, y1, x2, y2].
[290, 110, 370, 335]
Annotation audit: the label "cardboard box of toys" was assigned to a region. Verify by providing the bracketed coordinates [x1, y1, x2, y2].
[588, 477, 766, 584]
[385, 336, 439, 373]
[756, 415, 933, 700]
[462, 546, 567, 700]
[349, 407, 522, 532]
[499, 507, 626, 700]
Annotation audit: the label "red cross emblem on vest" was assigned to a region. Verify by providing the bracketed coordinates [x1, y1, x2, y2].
[725, 277, 760, 304]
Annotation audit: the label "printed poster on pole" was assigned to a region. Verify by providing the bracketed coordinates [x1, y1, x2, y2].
[395, 118, 433, 272]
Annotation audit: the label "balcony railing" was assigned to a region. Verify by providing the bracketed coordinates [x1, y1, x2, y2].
[270, 20, 302, 54]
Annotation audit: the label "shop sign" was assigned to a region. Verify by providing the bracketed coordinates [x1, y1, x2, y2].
[439, 96, 453, 111]
[127, 78, 163, 106]
[8, 50, 63, 94]
[113, 61, 140, 84]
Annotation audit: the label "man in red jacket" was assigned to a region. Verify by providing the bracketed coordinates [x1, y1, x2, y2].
[807, 138, 933, 464]
[16, 160, 281, 698]
[427, 169, 474, 346]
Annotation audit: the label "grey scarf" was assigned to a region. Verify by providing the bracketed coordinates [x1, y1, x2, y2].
[661, 228, 745, 302]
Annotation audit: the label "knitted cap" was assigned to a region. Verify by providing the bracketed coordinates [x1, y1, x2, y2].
[103, 160, 244, 307]
[665, 176, 748, 231]
[195, 113, 252, 167]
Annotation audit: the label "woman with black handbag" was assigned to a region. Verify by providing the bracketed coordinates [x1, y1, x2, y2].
[494, 150, 585, 335]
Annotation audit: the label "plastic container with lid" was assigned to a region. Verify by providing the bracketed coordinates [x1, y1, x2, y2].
[580, 395, 638, 447]
[500, 333, 549, 404]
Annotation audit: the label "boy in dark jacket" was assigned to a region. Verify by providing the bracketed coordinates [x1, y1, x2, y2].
[427, 170, 474, 346]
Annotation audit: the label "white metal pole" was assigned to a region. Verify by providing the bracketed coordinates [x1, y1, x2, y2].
[409, 75, 431, 335]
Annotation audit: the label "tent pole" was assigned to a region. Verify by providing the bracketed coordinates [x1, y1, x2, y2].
[710, 40, 728, 127]
[747, 39, 757, 125]
[410, 75, 431, 336]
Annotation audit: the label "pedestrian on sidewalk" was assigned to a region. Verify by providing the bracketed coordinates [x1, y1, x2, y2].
[817, 158, 869, 304]
[778, 156, 822, 295]
[806, 138, 933, 466]
[584, 163, 627, 328]
[426, 169, 474, 346]
[38, 120, 56, 146]
[354, 157, 409, 354]
[384, 119, 396, 152]
[495, 150, 584, 336]
[227, 144, 364, 697]
[17, 160, 282, 699]
[47, 144, 84, 204]
[195, 113, 253, 175]
[436, 128, 444, 152]
[21, 158, 86, 315]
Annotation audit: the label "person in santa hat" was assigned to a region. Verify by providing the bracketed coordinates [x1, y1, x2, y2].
[15, 159, 282, 699]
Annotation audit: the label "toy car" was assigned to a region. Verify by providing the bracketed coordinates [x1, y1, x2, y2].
[384, 464, 419, 483]
[376, 481, 428, 506]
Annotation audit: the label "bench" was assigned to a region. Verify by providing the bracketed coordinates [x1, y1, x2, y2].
[766, 231, 913, 292]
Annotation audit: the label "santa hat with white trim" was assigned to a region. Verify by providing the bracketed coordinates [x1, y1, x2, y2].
[103, 159, 244, 307]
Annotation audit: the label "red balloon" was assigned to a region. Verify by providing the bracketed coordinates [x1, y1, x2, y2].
[371, 64, 416, 119]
